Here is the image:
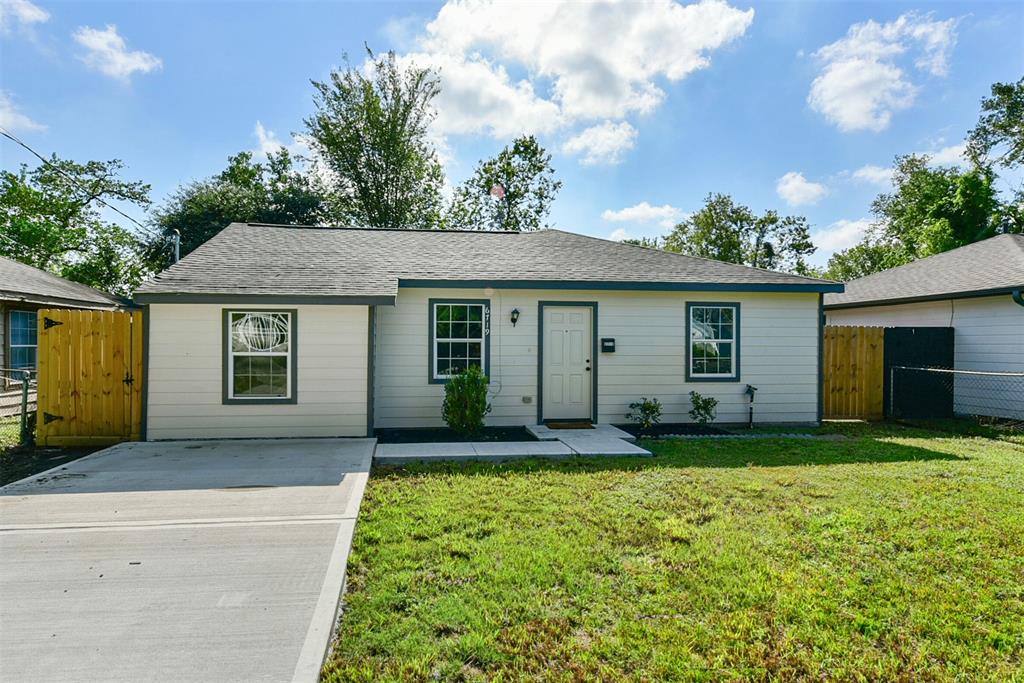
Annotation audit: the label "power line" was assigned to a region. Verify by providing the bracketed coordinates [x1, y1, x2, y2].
[0, 126, 162, 240]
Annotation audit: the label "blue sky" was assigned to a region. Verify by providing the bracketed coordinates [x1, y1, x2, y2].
[2, 0, 1022, 266]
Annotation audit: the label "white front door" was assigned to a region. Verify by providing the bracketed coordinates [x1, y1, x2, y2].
[542, 306, 592, 421]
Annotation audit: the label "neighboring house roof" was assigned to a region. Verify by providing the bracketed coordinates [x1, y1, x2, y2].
[134, 223, 842, 304]
[0, 256, 124, 309]
[824, 233, 1024, 310]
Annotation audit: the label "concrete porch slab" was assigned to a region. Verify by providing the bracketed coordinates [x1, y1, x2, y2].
[557, 436, 653, 457]
[526, 423, 637, 442]
[374, 440, 573, 464]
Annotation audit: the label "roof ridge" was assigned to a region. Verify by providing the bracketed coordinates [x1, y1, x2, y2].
[244, 222, 523, 235]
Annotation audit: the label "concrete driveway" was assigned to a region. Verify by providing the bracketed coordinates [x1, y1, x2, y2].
[0, 438, 374, 683]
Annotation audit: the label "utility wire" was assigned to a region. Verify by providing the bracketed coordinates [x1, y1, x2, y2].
[0, 126, 162, 240]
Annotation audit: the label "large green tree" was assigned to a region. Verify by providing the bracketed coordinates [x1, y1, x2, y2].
[152, 149, 334, 262]
[663, 193, 816, 274]
[966, 77, 1024, 170]
[0, 156, 152, 295]
[444, 135, 561, 231]
[305, 49, 444, 229]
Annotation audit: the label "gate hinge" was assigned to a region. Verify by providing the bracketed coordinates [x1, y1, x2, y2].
[44, 317, 64, 329]
[43, 412, 63, 424]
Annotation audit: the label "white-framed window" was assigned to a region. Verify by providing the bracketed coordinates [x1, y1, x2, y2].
[430, 301, 488, 381]
[687, 303, 739, 380]
[9, 310, 38, 370]
[226, 311, 293, 400]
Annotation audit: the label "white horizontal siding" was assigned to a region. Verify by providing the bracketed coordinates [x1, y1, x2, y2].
[146, 303, 369, 439]
[826, 295, 1024, 418]
[374, 288, 821, 427]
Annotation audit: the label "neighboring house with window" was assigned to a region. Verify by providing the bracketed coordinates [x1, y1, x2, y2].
[0, 256, 124, 374]
[134, 223, 843, 440]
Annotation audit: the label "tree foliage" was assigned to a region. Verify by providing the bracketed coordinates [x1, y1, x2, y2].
[305, 48, 444, 229]
[663, 193, 816, 274]
[152, 149, 334, 262]
[967, 77, 1024, 169]
[444, 135, 561, 231]
[0, 156, 152, 295]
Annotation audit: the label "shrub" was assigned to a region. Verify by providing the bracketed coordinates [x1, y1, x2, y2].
[688, 391, 718, 424]
[442, 364, 492, 436]
[626, 397, 663, 431]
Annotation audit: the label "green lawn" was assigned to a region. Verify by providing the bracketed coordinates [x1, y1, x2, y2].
[323, 422, 1024, 682]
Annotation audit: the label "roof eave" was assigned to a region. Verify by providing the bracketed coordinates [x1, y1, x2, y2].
[132, 292, 396, 306]
[398, 278, 844, 293]
[823, 285, 1023, 310]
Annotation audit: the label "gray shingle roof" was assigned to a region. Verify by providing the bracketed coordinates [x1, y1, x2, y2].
[824, 233, 1024, 309]
[0, 256, 124, 308]
[135, 223, 842, 303]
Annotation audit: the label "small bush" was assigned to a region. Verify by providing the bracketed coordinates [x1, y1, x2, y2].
[442, 365, 492, 436]
[626, 397, 663, 431]
[688, 391, 718, 424]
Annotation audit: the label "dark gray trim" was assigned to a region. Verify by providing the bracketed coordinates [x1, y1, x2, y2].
[685, 302, 741, 383]
[817, 293, 824, 425]
[824, 286, 1023, 310]
[536, 301, 599, 424]
[221, 308, 299, 405]
[140, 305, 150, 441]
[366, 306, 376, 437]
[1013, 289, 1024, 307]
[135, 293, 395, 306]
[427, 298, 491, 385]
[401, 279, 843, 293]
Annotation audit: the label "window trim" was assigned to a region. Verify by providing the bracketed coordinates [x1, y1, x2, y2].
[8, 309, 39, 371]
[222, 309, 298, 405]
[427, 298, 490, 384]
[685, 302, 741, 382]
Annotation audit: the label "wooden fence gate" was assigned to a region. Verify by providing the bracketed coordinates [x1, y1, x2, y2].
[36, 309, 144, 446]
[822, 326, 885, 420]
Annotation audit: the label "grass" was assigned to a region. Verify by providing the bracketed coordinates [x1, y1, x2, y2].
[323, 421, 1024, 682]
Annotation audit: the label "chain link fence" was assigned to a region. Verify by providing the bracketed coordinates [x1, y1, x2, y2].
[0, 368, 36, 450]
[891, 366, 1024, 424]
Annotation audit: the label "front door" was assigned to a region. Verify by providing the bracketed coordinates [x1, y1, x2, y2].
[542, 305, 592, 421]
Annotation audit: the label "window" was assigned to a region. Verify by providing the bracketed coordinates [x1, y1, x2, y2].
[430, 300, 489, 382]
[9, 310, 38, 370]
[687, 303, 739, 381]
[225, 311, 296, 402]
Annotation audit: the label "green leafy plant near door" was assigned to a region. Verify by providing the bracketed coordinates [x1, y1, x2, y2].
[442, 365, 492, 436]
[626, 397, 663, 432]
[688, 391, 719, 424]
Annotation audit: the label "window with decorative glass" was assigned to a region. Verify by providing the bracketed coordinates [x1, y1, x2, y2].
[227, 311, 292, 399]
[432, 302, 487, 380]
[9, 310, 38, 370]
[688, 304, 738, 379]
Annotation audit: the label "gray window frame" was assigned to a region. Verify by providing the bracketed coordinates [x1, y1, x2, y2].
[427, 298, 490, 384]
[685, 302, 741, 382]
[222, 309, 298, 405]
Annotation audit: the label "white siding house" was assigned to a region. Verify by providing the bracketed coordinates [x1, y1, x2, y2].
[135, 223, 842, 439]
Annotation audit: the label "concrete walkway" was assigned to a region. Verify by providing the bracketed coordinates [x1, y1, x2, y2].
[0, 438, 374, 683]
[375, 425, 650, 464]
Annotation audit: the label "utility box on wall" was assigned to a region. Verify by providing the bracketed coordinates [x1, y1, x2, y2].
[601, 338, 615, 353]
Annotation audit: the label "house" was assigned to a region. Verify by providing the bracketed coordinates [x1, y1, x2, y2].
[0, 256, 124, 373]
[824, 233, 1024, 419]
[133, 223, 843, 440]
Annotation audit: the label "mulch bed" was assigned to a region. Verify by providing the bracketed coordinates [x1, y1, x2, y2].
[374, 426, 536, 444]
[616, 423, 730, 438]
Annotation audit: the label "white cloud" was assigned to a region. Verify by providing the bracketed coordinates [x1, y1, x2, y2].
[602, 201, 684, 228]
[776, 171, 827, 206]
[73, 25, 162, 82]
[387, 0, 754, 165]
[808, 12, 957, 132]
[609, 228, 632, 241]
[0, 91, 46, 132]
[563, 121, 637, 166]
[0, 0, 49, 31]
[812, 218, 872, 256]
[253, 121, 307, 158]
[852, 164, 893, 185]
[926, 142, 966, 166]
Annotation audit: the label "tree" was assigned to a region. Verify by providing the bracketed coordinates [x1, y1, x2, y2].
[151, 149, 334, 262]
[304, 48, 444, 229]
[0, 156, 152, 295]
[621, 237, 663, 249]
[444, 135, 562, 231]
[662, 193, 816, 273]
[966, 78, 1024, 169]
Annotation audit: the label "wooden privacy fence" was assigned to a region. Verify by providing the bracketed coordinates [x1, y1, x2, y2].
[823, 325, 885, 420]
[36, 309, 144, 447]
